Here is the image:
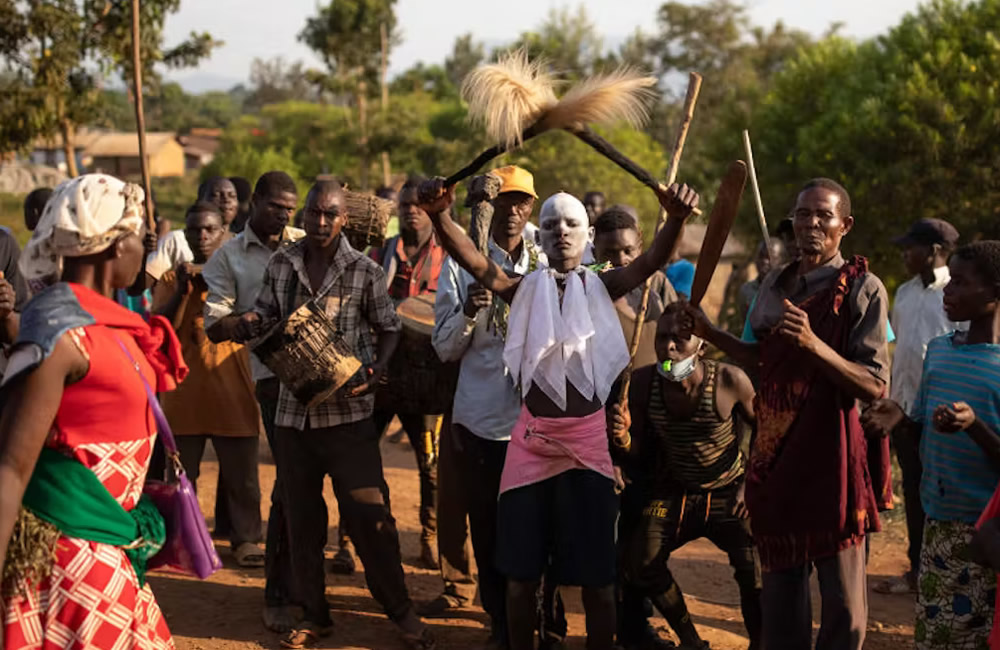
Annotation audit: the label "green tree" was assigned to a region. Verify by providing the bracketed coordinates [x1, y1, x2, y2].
[0, 0, 217, 176]
[244, 57, 320, 111]
[299, 0, 399, 188]
[503, 6, 604, 80]
[746, 0, 1000, 290]
[445, 33, 485, 89]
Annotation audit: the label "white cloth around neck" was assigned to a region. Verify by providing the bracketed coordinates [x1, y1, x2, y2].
[503, 267, 630, 410]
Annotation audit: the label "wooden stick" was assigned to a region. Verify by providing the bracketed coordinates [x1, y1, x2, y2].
[742, 129, 771, 260]
[130, 0, 154, 234]
[618, 71, 702, 403]
[570, 127, 701, 216]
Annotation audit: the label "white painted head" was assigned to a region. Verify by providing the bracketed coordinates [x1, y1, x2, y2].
[538, 192, 591, 269]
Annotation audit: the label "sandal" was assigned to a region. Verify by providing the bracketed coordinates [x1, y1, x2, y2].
[280, 624, 332, 649]
[234, 542, 266, 568]
[401, 626, 437, 650]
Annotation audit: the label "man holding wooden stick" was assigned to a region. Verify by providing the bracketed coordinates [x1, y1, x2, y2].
[419, 177, 698, 650]
[683, 178, 890, 650]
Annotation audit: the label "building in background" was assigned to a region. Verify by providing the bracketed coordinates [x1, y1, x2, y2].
[87, 132, 186, 179]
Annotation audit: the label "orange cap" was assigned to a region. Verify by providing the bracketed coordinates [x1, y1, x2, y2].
[492, 165, 537, 199]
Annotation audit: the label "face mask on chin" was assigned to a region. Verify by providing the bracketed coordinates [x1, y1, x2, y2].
[657, 342, 703, 382]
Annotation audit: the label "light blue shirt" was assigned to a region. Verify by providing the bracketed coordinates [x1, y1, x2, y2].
[432, 240, 544, 441]
[915, 334, 1000, 523]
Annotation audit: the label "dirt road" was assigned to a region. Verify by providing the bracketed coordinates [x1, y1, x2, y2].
[150, 431, 915, 649]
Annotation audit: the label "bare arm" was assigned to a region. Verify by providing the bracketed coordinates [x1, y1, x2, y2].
[776, 299, 884, 402]
[419, 178, 521, 300]
[683, 304, 761, 369]
[0, 337, 87, 587]
[602, 183, 699, 300]
[152, 269, 190, 331]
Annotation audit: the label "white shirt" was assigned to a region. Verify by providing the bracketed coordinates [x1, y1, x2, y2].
[890, 266, 965, 413]
[203, 224, 305, 382]
[146, 230, 193, 281]
[432, 240, 545, 441]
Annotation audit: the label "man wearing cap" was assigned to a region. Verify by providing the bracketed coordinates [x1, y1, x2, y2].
[875, 218, 965, 595]
[425, 165, 544, 646]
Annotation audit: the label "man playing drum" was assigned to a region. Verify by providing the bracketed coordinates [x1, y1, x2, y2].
[419, 177, 700, 650]
[369, 176, 448, 570]
[246, 180, 434, 650]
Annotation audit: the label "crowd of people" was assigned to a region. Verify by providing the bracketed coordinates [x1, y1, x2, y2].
[0, 160, 998, 650]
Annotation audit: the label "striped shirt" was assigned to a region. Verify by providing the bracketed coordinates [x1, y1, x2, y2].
[915, 333, 1000, 523]
[647, 359, 744, 491]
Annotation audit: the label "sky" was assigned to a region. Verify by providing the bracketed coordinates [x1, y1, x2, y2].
[163, 0, 925, 93]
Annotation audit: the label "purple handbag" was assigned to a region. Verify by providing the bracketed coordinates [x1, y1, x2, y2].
[117, 339, 222, 579]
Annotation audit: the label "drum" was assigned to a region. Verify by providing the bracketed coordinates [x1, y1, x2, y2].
[252, 300, 362, 409]
[377, 294, 458, 414]
[343, 190, 394, 251]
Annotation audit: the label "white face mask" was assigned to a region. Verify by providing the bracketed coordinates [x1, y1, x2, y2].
[657, 343, 702, 382]
[538, 193, 590, 262]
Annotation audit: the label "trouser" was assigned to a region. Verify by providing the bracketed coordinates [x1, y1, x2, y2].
[629, 482, 762, 648]
[374, 410, 439, 543]
[277, 418, 413, 628]
[892, 426, 925, 573]
[454, 423, 509, 641]
[436, 413, 476, 603]
[761, 542, 868, 650]
[175, 433, 262, 549]
[617, 479, 655, 646]
[258, 379, 297, 608]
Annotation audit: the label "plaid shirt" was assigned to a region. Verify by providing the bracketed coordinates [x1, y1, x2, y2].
[254, 237, 401, 430]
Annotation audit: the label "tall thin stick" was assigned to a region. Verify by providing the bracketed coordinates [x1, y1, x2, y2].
[130, 0, 154, 233]
[742, 129, 771, 259]
[379, 21, 391, 186]
[619, 71, 702, 403]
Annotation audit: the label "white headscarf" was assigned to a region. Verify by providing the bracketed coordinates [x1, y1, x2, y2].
[21, 174, 145, 286]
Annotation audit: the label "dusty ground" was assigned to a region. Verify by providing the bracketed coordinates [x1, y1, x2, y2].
[149, 428, 916, 650]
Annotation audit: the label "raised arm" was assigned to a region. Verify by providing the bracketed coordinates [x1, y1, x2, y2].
[601, 183, 699, 300]
[418, 178, 521, 300]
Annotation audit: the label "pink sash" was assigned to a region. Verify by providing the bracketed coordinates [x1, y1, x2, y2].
[499, 406, 614, 494]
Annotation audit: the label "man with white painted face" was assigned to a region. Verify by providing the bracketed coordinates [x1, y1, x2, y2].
[419, 179, 699, 650]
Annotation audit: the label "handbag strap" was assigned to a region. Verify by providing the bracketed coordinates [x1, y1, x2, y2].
[115, 337, 178, 456]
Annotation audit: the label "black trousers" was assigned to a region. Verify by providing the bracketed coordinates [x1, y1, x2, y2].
[628, 482, 762, 648]
[617, 479, 655, 645]
[373, 410, 438, 542]
[892, 426, 925, 573]
[175, 434, 262, 549]
[454, 423, 509, 641]
[277, 417, 412, 628]
[436, 413, 476, 602]
[257, 379, 297, 608]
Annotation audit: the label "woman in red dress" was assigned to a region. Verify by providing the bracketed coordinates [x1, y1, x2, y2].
[0, 174, 186, 649]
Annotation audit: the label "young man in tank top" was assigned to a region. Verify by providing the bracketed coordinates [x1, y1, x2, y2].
[611, 302, 761, 650]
